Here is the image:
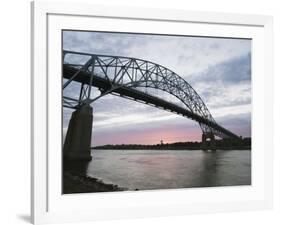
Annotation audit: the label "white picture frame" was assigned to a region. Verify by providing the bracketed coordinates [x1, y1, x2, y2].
[31, 1, 273, 224]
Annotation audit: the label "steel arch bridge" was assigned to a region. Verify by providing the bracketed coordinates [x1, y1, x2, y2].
[63, 50, 240, 159]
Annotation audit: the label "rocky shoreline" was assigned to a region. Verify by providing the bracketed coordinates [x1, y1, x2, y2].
[63, 171, 126, 194]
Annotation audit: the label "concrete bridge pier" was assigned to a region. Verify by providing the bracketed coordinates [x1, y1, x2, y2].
[201, 132, 216, 151]
[63, 104, 93, 161]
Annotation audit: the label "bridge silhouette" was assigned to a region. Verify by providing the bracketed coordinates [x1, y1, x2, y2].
[63, 50, 240, 161]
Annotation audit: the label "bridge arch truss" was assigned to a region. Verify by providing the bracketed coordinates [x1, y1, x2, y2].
[63, 50, 239, 140]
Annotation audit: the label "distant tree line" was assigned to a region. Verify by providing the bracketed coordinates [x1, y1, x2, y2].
[92, 137, 251, 150]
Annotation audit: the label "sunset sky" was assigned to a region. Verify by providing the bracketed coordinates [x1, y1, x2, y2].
[63, 30, 251, 146]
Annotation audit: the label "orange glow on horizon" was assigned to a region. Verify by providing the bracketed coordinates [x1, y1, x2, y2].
[92, 127, 201, 146]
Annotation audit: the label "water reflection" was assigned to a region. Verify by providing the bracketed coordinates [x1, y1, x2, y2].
[85, 150, 251, 190]
[195, 151, 233, 187]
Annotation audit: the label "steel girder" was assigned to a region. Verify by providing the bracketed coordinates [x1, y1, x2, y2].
[62, 50, 239, 140]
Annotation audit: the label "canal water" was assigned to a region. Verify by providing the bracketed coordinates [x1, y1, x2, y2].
[86, 150, 251, 191]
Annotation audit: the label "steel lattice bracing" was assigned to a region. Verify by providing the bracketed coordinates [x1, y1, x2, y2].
[63, 50, 240, 140]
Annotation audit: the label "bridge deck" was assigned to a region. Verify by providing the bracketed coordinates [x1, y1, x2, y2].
[63, 65, 239, 139]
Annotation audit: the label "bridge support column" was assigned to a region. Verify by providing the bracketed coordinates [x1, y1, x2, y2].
[201, 133, 216, 151]
[201, 133, 207, 151]
[63, 104, 93, 161]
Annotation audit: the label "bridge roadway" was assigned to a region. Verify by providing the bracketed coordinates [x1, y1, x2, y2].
[63, 65, 239, 140]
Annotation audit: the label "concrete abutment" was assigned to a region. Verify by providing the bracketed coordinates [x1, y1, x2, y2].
[63, 104, 93, 161]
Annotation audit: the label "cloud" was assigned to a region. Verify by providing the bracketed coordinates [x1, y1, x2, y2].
[189, 53, 251, 84]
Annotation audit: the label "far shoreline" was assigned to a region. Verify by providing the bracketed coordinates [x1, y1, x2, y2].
[91, 138, 251, 151]
[91, 148, 251, 150]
